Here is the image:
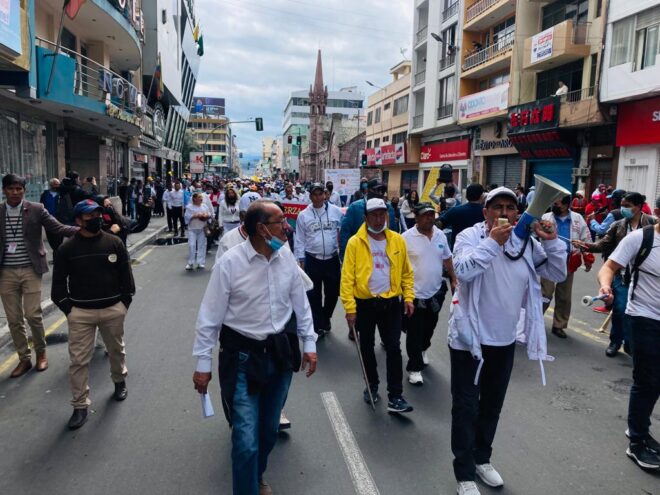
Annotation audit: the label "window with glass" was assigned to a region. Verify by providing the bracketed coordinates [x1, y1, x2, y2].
[438, 75, 455, 115]
[374, 107, 381, 124]
[610, 17, 635, 66]
[542, 0, 589, 31]
[366, 140, 372, 149]
[392, 95, 408, 116]
[478, 71, 510, 91]
[536, 60, 583, 99]
[636, 24, 660, 70]
[383, 135, 389, 142]
[441, 24, 457, 57]
[493, 17, 515, 48]
[367, 111, 373, 126]
[374, 138, 380, 147]
[392, 131, 407, 144]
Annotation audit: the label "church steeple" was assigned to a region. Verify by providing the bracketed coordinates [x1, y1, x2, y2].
[309, 49, 328, 117]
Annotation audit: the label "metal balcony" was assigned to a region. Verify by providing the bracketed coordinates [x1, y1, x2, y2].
[437, 103, 454, 119]
[415, 26, 428, 45]
[464, 0, 516, 32]
[462, 32, 514, 74]
[442, 2, 459, 22]
[413, 114, 424, 128]
[414, 70, 427, 86]
[439, 53, 456, 71]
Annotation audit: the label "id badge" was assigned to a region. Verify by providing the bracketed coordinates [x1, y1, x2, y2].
[7, 242, 17, 254]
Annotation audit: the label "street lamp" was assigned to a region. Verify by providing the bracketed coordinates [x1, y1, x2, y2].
[366, 80, 383, 89]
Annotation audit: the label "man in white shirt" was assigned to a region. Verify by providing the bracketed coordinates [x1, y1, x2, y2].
[262, 184, 281, 202]
[295, 183, 343, 337]
[326, 181, 342, 207]
[193, 201, 317, 495]
[448, 187, 566, 495]
[294, 184, 309, 204]
[402, 203, 456, 385]
[598, 197, 660, 471]
[238, 185, 262, 220]
[164, 181, 185, 236]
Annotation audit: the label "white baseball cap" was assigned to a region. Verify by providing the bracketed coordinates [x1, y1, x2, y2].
[366, 198, 387, 212]
[485, 186, 517, 206]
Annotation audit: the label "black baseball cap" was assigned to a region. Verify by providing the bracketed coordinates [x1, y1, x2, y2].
[310, 182, 324, 193]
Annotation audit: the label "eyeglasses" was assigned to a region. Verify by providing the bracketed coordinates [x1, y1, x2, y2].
[263, 218, 288, 227]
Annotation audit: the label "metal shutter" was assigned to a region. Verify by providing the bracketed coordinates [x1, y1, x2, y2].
[487, 155, 522, 189]
[503, 155, 523, 189]
[637, 5, 660, 30]
[530, 159, 574, 192]
[486, 156, 506, 187]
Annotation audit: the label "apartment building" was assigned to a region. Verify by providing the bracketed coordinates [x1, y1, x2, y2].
[188, 113, 233, 173]
[365, 60, 421, 197]
[410, 0, 470, 197]
[600, 0, 660, 203]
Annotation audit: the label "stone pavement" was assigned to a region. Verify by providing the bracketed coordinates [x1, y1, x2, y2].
[0, 214, 169, 349]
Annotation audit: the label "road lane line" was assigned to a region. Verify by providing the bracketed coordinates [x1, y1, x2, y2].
[136, 246, 155, 262]
[0, 316, 67, 374]
[543, 312, 606, 343]
[320, 391, 380, 495]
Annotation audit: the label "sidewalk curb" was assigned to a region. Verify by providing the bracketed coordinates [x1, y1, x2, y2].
[0, 224, 167, 351]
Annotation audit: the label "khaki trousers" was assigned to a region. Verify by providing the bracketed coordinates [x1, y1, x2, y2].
[541, 272, 574, 330]
[0, 266, 45, 361]
[67, 302, 128, 408]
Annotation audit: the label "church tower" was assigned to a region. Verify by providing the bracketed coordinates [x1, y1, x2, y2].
[307, 49, 328, 180]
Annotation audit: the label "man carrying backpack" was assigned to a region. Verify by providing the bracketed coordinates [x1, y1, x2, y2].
[597, 196, 660, 470]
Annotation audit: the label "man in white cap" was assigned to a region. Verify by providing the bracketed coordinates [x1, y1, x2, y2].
[448, 187, 566, 495]
[340, 197, 415, 414]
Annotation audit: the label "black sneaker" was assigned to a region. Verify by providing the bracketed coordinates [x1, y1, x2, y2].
[626, 429, 660, 454]
[387, 395, 413, 414]
[626, 443, 660, 470]
[315, 329, 327, 339]
[68, 408, 88, 430]
[363, 386, 379, 404]
[113, 381, 128, 401]
[605, 342, 620, 357]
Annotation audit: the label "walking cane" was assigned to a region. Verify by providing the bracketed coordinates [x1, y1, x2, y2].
[349, 323, 376, 411]
[598, 310, 613, 334]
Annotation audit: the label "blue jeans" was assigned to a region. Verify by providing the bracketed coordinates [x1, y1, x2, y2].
[609, 275, 629, 347]
[627, 316, 660, 443]
[231, 351, 292, 495]
[128, 199, 136, 220]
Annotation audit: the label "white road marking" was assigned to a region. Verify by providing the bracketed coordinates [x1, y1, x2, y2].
[321, 391, 380, 495]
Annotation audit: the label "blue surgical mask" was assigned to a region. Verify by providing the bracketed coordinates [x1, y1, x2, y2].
[621, 206, 634, 219]
[361, 183, 368, 191]
[264, 226, 285, 251]
[367, 224, 387, 234]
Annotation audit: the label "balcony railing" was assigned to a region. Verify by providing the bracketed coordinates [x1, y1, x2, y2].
[415, 25, 428, 45]
[463, 32, 514, 71]
[414, 70, 426, 85]
[442, 2, 459, 21]
[563, 85, 597, 103]
[437, 103, 454, 119]
[439, 53, 456, 71]
[466, 0, 500, 23]
[413, 114, 424, 128]
[572, 21, 590, 44]
[36, 36, 140, 115]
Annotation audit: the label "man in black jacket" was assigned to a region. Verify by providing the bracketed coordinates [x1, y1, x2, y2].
[52, 200, 135, 430]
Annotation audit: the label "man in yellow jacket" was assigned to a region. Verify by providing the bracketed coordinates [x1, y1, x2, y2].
[341, 198, 416, 413]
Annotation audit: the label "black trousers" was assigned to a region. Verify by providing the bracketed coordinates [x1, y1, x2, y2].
[304, 254, 340, 332]
[450, 343, 515, 482]
[166, 207, 173, 231]
[356, 297, 403, 399]
[170, 206, 185, 234]
[404, 306, 439, 371]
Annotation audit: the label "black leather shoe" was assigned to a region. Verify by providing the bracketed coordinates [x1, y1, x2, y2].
[113, 381, 128, 401]
[68, 408, 88, 430]
[606, 343, 620, 357]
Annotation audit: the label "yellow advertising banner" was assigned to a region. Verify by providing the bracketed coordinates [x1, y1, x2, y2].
[420, 168, 444, 204]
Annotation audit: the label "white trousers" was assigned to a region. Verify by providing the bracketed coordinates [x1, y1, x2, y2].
[187, 228, 207, 265]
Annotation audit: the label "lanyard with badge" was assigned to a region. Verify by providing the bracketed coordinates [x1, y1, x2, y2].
[5, 207, 22, 254]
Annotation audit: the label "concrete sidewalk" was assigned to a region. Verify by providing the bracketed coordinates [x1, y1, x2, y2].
[0, 215, 169, 350]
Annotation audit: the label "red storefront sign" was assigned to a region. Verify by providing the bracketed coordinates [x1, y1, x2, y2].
[616, 96, 660, 146]
[365, 143, 406, 166]
[419, 139, 470, 163]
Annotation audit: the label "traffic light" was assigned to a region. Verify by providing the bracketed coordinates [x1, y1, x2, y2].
[287, 135, 292, 144]
[255, 118, 263, 131]
[296, 136, 302, 145]
[361, 153, 367, 166]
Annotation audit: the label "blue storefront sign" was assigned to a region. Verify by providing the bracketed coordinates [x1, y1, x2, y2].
[0, 0, 22, 58]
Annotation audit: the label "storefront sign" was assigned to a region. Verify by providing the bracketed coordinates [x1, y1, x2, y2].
[189, 152, 204, 173]
[109, 0, 144, 38]
[508, 97, 559, 135]
[616, 96, 660, 147]
[99, 69, 139, 110]
[365, 143, 406, 166]
[475, 138, 512, 151]
[142, 114, 154, 137]
[419, 139, 470, 163]
[458, 83, 509, 121]
[531, 27, 553, 63]
[509, 131, 573, 159]
[152, 103, 166, 145]
[106, 102, 142, 127]
[0, 0, 22, 57]
[133, 153, 147, 163]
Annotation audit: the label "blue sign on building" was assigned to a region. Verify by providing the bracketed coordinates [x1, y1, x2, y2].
[0, 0, 22, 58]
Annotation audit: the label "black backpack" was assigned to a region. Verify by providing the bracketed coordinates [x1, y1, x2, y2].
[624, 225, 655, 301]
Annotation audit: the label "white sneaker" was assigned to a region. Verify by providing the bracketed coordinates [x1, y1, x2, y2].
[457, 481, 480, 495]
[408, 371, 423, 385]
[422, 351, 430, 365]
[185, 264, 193, 271]
[475, 463, 504, 487]
[198, 264, 206, 270]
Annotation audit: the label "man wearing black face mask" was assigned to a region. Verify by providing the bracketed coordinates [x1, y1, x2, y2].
[52, 200, 135, 430]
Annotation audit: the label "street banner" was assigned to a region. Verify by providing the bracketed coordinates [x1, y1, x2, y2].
[282, 201, 307, 229]
[458, 83, 509, 121]
[324, 168, 361, 197]
[190, 152, 204, 174]
[531, 27, 554, 63]
[420, 167, 442, 204]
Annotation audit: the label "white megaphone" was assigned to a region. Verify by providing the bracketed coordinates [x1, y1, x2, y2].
[514, 174, 571, 239]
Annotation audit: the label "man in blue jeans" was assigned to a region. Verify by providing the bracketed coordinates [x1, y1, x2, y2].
[192, 201, 318, 494]
[598, 196, 660, 470]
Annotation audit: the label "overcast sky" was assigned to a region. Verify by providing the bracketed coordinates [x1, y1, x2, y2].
[194, 0, 413, 159]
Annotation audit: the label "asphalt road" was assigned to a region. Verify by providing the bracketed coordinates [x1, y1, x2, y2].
[0, 239, 658, 495]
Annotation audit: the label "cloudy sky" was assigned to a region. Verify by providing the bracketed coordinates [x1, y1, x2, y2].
[194, 0, 413, 159]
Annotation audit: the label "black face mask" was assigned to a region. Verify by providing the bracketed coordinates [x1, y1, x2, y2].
[551, 206, 563, 216]
[84, 217, 103, 234]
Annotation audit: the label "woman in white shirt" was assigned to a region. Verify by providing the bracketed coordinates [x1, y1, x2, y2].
[219, 188, 241, 232]
[400, 190, 419, 230]
[184, 193, 212, 270]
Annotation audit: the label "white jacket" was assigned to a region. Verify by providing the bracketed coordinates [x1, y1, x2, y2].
[219, 200, 240, 224]
[294, 202, 343, 260]
[540, 210, 591, 254]
[448, 222, 567, 385]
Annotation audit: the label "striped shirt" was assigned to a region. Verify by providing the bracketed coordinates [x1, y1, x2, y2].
[3, 202, 31, 267]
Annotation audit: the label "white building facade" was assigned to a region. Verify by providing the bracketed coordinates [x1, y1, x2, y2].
[601, 0, 660, 202]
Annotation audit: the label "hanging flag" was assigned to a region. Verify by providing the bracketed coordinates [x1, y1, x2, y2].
[154, 53, 164, 100]
[193, 23, 200, 42]
[64, 0, 86, 20]
[197, 35, 204, 57]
